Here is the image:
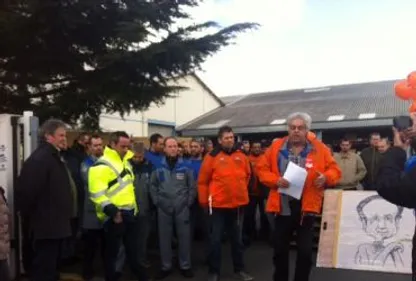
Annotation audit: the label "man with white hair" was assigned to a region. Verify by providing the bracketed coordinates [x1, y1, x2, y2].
[257, 112, 341, 281]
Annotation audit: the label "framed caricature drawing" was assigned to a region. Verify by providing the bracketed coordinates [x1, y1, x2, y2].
[317, 190, 414, 274]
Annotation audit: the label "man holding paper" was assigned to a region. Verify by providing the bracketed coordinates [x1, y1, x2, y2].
[256, 112, 341, 281]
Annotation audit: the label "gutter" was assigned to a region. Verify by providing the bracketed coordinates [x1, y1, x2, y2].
[179, 118, 393, 137]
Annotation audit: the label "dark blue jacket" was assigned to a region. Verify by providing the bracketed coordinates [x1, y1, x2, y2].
[189, 158, 203, 181]
[130, 158, 154, 216]
[145, 150, 163, 167]
[81, 156, 101, 229]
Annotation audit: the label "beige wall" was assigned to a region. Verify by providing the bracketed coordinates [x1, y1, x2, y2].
[99, 75, 221, 136]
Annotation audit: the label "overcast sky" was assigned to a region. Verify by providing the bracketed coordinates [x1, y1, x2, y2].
[189, 0, 416, 97]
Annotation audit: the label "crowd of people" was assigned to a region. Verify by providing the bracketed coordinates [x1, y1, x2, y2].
[1, 111, 416, 281]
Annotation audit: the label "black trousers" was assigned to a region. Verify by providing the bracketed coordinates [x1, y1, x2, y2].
[273, 201, 315, 281]
[412, 227, 416, 280]
[82, 229, 105, 279]
[30, 239, 62, 281]
[103, 211, 148, 281]
[21, 218, 34, 276]
[243, 195, 268, 242]
[0, 259, 10, 281]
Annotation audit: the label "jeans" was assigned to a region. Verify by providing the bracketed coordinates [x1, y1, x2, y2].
[272, 200, 315, 281]
[103, 210, 148, 281]
[208, 208, 245, 275]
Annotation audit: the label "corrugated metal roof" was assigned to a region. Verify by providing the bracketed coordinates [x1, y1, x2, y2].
[178, 80, 410, 132]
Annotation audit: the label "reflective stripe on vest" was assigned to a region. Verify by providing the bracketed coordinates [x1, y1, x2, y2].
[89, 159, 134, 209]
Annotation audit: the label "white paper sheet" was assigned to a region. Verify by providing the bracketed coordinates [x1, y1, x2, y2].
[279, 161, 307, 200]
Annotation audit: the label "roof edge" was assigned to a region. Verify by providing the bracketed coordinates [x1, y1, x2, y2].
[239, 79, 400, 97]
[179, 118, 394, 137]
[191, 73, 225, 107]
[176, 106, 224, 131]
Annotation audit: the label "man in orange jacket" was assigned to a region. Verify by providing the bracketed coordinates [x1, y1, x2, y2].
[257, 112, 341, 281]
[198, 126, 254, 281]
[243, 141, 269, 245]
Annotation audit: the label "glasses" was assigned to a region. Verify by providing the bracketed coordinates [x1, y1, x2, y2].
[289, 125, 306, 131]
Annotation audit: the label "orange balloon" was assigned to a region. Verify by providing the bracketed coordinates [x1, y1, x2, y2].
[395, 80, 412, 100]
[409, 100, 416, 113]
[408, 71, 416, 89]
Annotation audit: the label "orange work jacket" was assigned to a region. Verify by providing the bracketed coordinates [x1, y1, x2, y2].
[198, 147, 251, 208]
[256, 135, 341, 214]
[248, 154, 262, 196]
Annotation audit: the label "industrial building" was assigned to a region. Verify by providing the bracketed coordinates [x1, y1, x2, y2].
[99, 74, 224, 136]
[177, 80, 409, 150]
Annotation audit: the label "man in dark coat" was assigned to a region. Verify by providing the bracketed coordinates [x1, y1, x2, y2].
[16, 119, 73, 281]
[375, 116, 416, 281]
[360, 133, 382, 190]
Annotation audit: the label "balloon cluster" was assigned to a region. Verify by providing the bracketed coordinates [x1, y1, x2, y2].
[394, 71, 416, 112]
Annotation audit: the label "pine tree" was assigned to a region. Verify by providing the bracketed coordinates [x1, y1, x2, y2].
[0, 0, 257, 129]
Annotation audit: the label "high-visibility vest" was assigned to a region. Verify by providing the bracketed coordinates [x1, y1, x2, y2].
[88, 147, 138, 221]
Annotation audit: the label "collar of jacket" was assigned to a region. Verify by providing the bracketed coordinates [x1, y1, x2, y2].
[129, 157, 150, 168]
[281, 139, 312, 157]
[84, 155, 98, 165]
[161, 156, 184, 168]
[147, 149, 162, 156]
[339, 151, 352, 159]
[125, 149, 134, 160]
[41, 142, 60, 156]
[275, 134, 320, 154]
[210, 145, 240, 157]
[103, 146, 129, 163]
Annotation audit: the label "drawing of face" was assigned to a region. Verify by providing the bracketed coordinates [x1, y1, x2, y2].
[360, 199, 400, 242]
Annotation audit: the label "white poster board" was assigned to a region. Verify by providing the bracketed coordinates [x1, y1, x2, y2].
[317, 190, 414, 274]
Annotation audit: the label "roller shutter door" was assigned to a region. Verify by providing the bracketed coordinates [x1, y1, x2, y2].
[147, 124, 174, 137]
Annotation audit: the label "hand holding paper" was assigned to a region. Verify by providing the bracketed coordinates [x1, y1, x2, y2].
[279, 161, 307, 200]
[277, 178, 290, 189]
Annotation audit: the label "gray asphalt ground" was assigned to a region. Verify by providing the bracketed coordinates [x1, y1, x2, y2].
[56, 241, 411, 281]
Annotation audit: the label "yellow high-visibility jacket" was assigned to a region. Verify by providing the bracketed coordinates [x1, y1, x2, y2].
[88, 146, 138, 221]
[125, 149, 134, 161]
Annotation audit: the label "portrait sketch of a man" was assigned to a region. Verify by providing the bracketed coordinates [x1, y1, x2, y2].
[354, 194, 405, 268]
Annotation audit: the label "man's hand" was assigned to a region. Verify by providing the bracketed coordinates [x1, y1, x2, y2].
[314, 173, 326, 188]
[277, 178, 290, 189]
[393, 127, 409, 150]
[113, 211, 123, 224]
[393, 112, 416, 149]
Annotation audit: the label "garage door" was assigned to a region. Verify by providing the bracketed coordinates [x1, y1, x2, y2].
[148, 124, 174, 137]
